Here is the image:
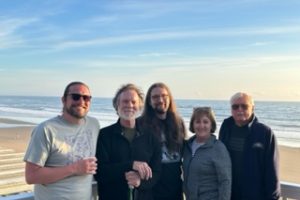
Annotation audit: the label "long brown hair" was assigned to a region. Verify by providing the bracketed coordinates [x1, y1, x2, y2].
[141, 82, 186, 152]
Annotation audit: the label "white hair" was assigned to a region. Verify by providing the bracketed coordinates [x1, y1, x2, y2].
[230, 92, 254, 105]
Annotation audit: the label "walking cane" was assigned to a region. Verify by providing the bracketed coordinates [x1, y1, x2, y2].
[128, 185, 134, 200]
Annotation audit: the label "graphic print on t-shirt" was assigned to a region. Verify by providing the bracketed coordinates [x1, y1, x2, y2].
[64, 129, 94, 164]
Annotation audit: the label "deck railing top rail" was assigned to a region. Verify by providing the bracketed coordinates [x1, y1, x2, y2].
[280, 181, 300, 200]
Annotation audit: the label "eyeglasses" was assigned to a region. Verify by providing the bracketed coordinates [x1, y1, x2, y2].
[231, 104, 249, 110]
[68, 93, 92, 102]
[151, 94, 169, 101]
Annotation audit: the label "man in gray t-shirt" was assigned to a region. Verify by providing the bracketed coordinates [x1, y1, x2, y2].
[24, 81, 100, 200]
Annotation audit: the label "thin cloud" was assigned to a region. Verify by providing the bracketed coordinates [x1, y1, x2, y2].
[54, 25, 300, 49]
[60, 54, 300, 71]
[0, 17, 38, 36]
[103, 0, 262, 17]
[89, 15, 120, 24]
[138, 52, 178, 57]
[249, 42, 274, 46]
[0, 17, 39, 49]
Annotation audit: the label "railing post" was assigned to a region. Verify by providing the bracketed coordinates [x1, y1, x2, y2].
[92, 180, 98, 200]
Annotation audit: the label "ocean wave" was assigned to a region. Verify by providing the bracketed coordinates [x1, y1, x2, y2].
[0, 123, 35, 128]
[0, 106, 58, 117]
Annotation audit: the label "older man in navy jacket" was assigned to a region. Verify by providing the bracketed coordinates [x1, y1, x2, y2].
[219, 92, 280, 200]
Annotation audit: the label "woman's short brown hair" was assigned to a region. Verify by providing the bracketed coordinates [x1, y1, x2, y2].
[189, 107, 217, 133]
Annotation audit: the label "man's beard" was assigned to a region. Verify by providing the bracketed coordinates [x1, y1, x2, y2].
[153, 106, 167, 115]
[119, 110, 139, 121]
[65, 105, 87, 119]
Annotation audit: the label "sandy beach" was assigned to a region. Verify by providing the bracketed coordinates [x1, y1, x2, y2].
[0, 118, 35, 152]
[0, 118, 300, 184]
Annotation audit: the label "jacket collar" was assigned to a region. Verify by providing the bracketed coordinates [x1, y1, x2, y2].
[187, 134, 216, 148]
[227, 114, 257, 128]
[113, 118, 142, 137]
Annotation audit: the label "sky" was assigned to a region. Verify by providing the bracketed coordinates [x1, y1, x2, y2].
[1, 0, 300, 101]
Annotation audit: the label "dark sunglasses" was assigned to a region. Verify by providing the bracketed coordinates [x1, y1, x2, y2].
[68, 93, 92, 102]
[231, 104, 249, 110]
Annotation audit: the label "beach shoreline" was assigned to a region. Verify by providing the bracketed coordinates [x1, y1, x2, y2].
[0, 117, 299, 184]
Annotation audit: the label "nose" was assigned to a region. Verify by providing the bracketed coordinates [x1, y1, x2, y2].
[125, 100, 134, 107]
[237, 106, 243, 110]
[157, 96, 164, 102]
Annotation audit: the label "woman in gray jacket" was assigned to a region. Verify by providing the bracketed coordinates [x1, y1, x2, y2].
[183, 107, 231, 200]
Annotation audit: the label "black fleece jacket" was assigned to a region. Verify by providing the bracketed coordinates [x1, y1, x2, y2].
[219, 115, 281, 200]
[94, 119, 161, 200]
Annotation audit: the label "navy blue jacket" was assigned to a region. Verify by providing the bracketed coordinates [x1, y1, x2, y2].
[94, 119, 161, 200]
[219, 115, 280, 200]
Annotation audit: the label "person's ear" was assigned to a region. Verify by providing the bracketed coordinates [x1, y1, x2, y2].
[61, 96, 66, 104]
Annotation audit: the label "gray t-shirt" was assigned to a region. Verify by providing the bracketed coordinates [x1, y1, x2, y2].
[24, 115, 100, 200]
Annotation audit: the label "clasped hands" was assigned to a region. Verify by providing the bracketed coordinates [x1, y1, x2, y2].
[125, 161, 152, 188]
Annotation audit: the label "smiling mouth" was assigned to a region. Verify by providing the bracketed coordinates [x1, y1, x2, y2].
[73, 105, 87, 110]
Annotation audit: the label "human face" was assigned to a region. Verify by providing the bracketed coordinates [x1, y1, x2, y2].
[231, 97, 254, 126]
[117, 89, 141, 121]
[193, 115, 211, 143]
[63, 84, 91, 119]
[150, 87, 170, 115]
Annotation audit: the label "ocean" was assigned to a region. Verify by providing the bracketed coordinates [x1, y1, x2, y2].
[0, 96, 300, 147]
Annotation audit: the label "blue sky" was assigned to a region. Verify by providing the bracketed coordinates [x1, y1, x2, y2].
[1, 0, 300, 101]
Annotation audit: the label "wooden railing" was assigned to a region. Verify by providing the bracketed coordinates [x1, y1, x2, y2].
[1, 181, 300, 200]
[281, 181, 300, 200]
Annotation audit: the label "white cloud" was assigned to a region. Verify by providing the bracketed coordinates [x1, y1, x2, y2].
[0, 17, 39, 49]
[0, 17, 38, 35]
[138, 52, 178, 57]
[53, 25, 300, 49]
[249, 42, 274, 46]
[89, 15, 120, 24]
[58, 54, 300, 72]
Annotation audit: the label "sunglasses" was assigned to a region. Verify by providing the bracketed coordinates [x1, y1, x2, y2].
[231, 104, 249, 110]
[68, 93, 92, 102]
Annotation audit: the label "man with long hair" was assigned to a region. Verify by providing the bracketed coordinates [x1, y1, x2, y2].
[138, 82, 186, 200]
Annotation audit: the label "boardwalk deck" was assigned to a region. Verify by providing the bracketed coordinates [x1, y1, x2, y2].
[0, 146, 32, 196]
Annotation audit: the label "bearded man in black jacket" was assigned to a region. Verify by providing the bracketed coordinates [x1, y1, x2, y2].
[95, 83, 161, 200]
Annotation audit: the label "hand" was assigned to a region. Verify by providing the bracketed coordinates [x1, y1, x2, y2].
[125, 171, 141, 188]
[71, 157, 97, 175]
[132, 161, 152, 180]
